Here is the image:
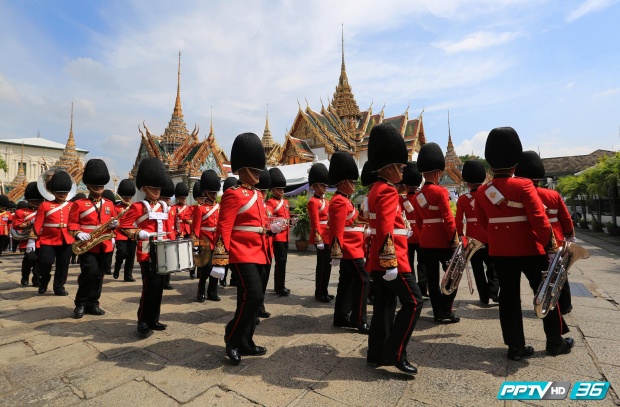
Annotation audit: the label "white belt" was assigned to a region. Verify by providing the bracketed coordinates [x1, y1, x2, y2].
[547, 209, 558, 214]
[428, 205, 439, 210]
[423, 218, 443, 224]
[43, 223, 67, 228]
[319, 220, 328, 225]
[548, 217, 558, 223]
[466, 218, 478, 223]
[232, 226, 265, 234]
[80, 225, 98, 230]
[200, 227, 216, 232]
[488, 216, 528, 223]
[343, 226, 365, 233]
[370, 228, 409, 236]
[506, 201, 524, 208]
[368, 213, 376, 219]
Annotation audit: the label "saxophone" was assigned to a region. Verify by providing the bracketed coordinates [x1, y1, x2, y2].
[441, 236, 485, 295]
[71, 205, 131, 255]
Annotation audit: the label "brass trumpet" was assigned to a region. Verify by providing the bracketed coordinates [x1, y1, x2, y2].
[441, 237, 485, 295]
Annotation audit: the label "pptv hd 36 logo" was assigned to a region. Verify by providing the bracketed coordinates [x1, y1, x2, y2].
[498, 381, 610, 400]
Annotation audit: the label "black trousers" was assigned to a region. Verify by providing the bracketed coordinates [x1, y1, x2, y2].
[470, 247, 500, 303]
[197, 257, 218, 296]
[75, 251, 113, 307]
[334, 258, 369, 327]
[114, 239, 137, 278]
[422, 248, 457, 317]
[492, 255, 568, 348]
[39, 244, 72, 293]
[272, 241, 288, 291]
[0, 235, 9, 255]
[314, 244, 332, 298]
[407, 243, 427, 291]
[258, 263, 271, 314]
[21, 250, 39, 284]
[225, 263, 264, 350]
[368, 271, 424, 364]
[138, 261, 165, 325]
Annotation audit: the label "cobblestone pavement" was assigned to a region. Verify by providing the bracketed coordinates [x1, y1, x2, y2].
[0, 230, 619, 406]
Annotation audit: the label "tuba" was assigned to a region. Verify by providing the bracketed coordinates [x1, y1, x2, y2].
[192, 238, 212, 267]
[72, 205, 131, 255]
[534, 240, 589, 318]
[441, 236, 485, 295]
[10, 225, 33, 241]
[37, 169, 77, 201]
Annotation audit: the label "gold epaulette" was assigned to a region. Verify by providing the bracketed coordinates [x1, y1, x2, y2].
[212, 235, 229, 266]
[379, 233, 397, 268]
[330, 237, 343, 259]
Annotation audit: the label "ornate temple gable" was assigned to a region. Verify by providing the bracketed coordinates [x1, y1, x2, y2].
[330, 28, 360, 133]
[184, 133, 228, 178]
[305, 107, 356, 153]
[266, 142, 283, 166]
[321, 104, 357, 146]
[290, 108, 326, 150]
[277, 135, 315, 165]
[170, 124, 199, 168]
[440, 164, 464, 188]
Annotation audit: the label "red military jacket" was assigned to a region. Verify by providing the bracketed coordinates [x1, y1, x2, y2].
[536, 187, 574, 241]
[307, 194, 330, 245]
[166, 205, 178, 240]
[266, 197, 290, 243]
[455, 190, 488, 244]
[33, 200, 75, 246]
[192, 201, 219, 249]
[0, 210, 10, 236]
[213, 183, 270, 266]
[261, 192, 273, 263]
[12, 207, 38, 249]
[402, 193, 420, 245]
[68, 197, 115, 253]
[475, 176, 552, 257]
[120, 200, 170, 263]
[412, 183, 457, 249]
[175, 203, 193, 236]
[366, 180, 411, 273]
[113, 202, 131, 241]
[328, 191, 365, 260]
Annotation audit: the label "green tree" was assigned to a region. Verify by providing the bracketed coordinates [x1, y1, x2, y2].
[0, 157, 7, 173]
[459, 155, 490, 171]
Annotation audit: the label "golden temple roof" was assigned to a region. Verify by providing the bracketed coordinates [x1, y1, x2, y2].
[330, 27, 360, 129]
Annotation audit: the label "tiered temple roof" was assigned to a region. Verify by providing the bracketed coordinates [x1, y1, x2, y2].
[7, 143, 27, 201]
[52, 103, 85, 178]
[439, 113, 464, 190]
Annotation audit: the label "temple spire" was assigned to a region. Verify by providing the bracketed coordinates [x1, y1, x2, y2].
[174, 51, 183, 119]
[209, 106, 214, 137]
[52, 103, 80, 170]
[161, 52, 190, 155]
[262, 103, 275, 155]
[331, 25, 360, 132]
[445, 111, 459, 165]
[67, 102, 76, 148]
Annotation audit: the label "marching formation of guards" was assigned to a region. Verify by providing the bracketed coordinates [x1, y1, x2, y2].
[3, 123, 577, 373]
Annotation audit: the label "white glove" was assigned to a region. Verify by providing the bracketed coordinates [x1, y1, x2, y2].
[383, 267, 398, 281]
[566, 236, 577, 243]
[138, 230, 150, 240]
[111, 238, 116, 247]
[330, 259, 340, 267]
[316, 243, 325, 250]
[108, 220, 119, 229]
[26, 239, 36, 253]
[211, 266, 225, 279]
[76, 232, 91, 241]
[364, 227, 371, 237]
[407, 229, 414, 238]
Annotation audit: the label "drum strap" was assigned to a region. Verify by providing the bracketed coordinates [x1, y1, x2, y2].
[137, 201, 162, 224]
[237, 190, 257, 215]
[346, 207, 357, 220]
[45, 202, 69, 217]
[24, 212, 37, 222]
[202, 204, 219, 220]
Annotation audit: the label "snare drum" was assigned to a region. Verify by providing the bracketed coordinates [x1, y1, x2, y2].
[153, 239, 195, 275]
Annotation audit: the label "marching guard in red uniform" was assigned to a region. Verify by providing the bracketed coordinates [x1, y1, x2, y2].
[515, 150, 574, 314]
[174, 182, 195, 279]
[366, 124, 423, 375]
[0, 195, 11, 259]
[14, 183, 44, 286]
[120, 158, 171, 337]
[266, 167, 291, 296]
[160, 178, 177, 290]
[31, 170, 75, 296]
[113, 179, 137, 282]
[220, 177, 238, 287]
[329, 151, 371, 335]
[455, 160, 499, 304]
[307, 163, 333, 303]
[256, 168, 273, 319]
[193, 169, 222, 302]
[476, 127, 572, 360]
[211, 133, 281, 365]
[412, 142, 460, 323]
[69, 159, 116, 318]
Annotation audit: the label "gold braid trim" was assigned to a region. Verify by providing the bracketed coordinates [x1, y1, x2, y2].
[330, 236, 343, 259]
[212, 235, 229, 266]
[121, 228, 139, 240]
[314, 230, 323, 245]
[546, 226, 559, 254]
[379, 233, 398, 268]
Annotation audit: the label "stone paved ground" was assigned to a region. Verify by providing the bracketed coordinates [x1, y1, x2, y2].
[0, 229, 619, 406]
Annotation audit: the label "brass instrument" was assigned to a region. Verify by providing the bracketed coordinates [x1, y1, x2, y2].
[192, 238, 212, 267]
[441, 237, 485, 295]
[71, 205, 130, 255]
[534, 240, 589, 318]
[37, 169, 77, 201]
[10, 224, 33, 241]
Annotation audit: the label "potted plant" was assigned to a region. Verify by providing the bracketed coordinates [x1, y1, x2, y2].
[290, 194, 310, 251]
[591, 217, 604, 232]
[603, 221, 614, 234]
[578, 219, 589, 229]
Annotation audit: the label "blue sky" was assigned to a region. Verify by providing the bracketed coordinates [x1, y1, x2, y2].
[1, 0, 619, 179]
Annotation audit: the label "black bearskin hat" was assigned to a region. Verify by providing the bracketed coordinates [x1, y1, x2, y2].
[360, 161, 378, 187]
[8, 201, 15, 210]
[160, 177, 175, 198]
[70, 193, 87, 202]
[135, 157, 167, 189]
[82, 159, 110, 185]
[192, 181, 202, 198]
[368, 123, 408, 170]
[0, 195, 9, 208]
[117, 179, 136, 197]
[269, 167, 286, 189]
[329, 151, 359, 185]
[17, 200, 29, 210]
[102, 189, 116, 202]
[462, 160, 487, 184]
[230, 133, 266, 174]
[256, 168, 271, 191]
[401, 161, 423, 187]
[47, 170, 72, 192]
[223, 177, 238, 192]
[485, 127, 523, 169]
[200, 170, 221, 193]
[515, 150, 545, 180]
[308, 163, 329, 186]
[24, 182, 44, 201]
[174, 182, 189, 197]
[417, 143, 446, 173]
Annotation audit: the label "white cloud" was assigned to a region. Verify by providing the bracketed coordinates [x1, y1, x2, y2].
[0, 75, 19, 102]
[566, 82, 575, 90]
[566, 0, 618, 22]
[434, 31, 523, 54]
[592, 87, 620, 99]
[455, 131, 489, 157]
